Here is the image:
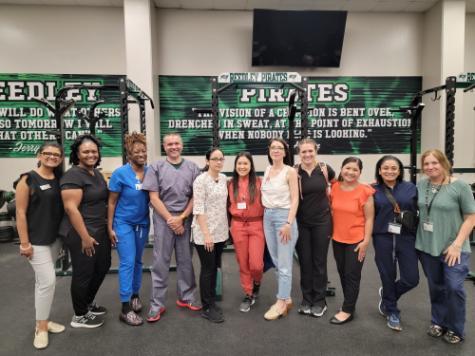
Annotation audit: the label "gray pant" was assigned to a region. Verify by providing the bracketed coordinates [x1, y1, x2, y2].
[29, 239, 61, 320]
[149, 214, 197, 310]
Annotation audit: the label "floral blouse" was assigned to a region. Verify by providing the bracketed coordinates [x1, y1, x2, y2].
[191, 172, 229, 245]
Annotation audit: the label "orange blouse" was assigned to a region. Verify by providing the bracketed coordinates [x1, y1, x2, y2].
[330, 181, 375, 244]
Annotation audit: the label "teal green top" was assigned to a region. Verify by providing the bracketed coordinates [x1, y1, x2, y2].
[416, 178, 475, 256]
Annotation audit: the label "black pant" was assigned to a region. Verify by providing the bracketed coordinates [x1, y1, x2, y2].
[195, 242, 225, 309]
[296, 219, 332, 307]
[64, 226, 111, 316]
[332, 240, 364, 314]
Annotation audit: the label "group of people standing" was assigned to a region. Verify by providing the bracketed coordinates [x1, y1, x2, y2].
[16, 132, 475, 350]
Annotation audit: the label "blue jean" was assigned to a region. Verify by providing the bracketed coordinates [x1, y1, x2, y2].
[115, 222, 149, 302]
[418, 250, 470, 338]
[263, 208, 298, 300]
[373, 234, 419, 316]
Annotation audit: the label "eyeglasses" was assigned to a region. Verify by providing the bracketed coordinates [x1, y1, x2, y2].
[270, 146, 285, 151]
[210, 158, 225, 162]
[41, 152, 62, 158]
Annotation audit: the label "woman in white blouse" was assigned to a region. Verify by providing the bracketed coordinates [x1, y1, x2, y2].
[192, 147, 228, 323]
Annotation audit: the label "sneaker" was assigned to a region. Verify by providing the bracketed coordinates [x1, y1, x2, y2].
[387, 313, 402, 331]
[239, 295, 255, 313]
[443, 330, 463, 344]
[201, 306, 224, 323]
[146, 307, 166, 323]
[311, 305, 327, 318]
[70, 311, 104, 329]
[213, 303, 223, 315]
[176, 300, 202, 311]
[130, 297, 142, 313]
[119, 310, 143, 326]
[252, 282, 261, 299]
[88, 302, 107, 316]
[33, 330, 48, 349]
[298, 303, 311, 315]
[427, 324, 444, 338]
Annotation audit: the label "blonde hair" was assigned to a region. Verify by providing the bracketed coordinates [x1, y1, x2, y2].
[421, 149, 452, 178]
[124, 132, 147, 156]
[297, 138, 318, 153]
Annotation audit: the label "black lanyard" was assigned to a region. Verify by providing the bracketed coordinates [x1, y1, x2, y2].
[424, 182, 441, 219]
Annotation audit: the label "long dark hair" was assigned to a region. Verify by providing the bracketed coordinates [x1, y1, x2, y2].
[267, 138, 292, 166]
[202, 147, 223, 172]
[375, 155, 404, 185]
[338, 156, 363, 181]
[69, 134, 102, 167]
[230, 151, 258, 204]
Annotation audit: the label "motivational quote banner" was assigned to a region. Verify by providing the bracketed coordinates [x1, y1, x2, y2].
[0, 74, 123, 158]
[159, 75, 422, 155]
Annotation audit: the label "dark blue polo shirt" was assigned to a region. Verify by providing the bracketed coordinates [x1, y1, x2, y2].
[373, 181, 417, 237]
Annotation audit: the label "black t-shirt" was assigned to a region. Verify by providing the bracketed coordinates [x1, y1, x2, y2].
[59, 165, 108, 237]
[19, 171, 63, 245]
[296, 163, 335, 226]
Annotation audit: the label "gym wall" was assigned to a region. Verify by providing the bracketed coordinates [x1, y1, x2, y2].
[0, 4, 474, 189]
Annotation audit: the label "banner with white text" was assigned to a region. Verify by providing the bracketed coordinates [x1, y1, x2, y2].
[0, 74, 122, 157]
[159, 75, 422, 155]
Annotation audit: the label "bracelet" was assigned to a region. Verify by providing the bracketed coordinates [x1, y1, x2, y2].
[19, 243, 32, 251]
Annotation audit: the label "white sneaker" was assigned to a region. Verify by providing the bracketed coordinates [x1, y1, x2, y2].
[33, 330, 48, 349]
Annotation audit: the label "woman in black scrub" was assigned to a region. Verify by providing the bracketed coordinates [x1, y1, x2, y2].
[60, 134, 111, 329]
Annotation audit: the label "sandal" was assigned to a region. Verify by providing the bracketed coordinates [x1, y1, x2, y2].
[443, 331, 463, 344]
[119, 310, 143, 326]
[427, 324, 444, 338]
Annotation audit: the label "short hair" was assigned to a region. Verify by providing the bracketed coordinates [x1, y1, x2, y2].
[267, 138, 292, 166]
[69, 134, 102, 167]
[162, 132, 182, 145]
[124, 132, 147, 156]
[374, 155, 404, 185]
[420, 149, 452, 177]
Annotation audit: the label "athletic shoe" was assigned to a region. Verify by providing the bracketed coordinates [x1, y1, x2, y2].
[443, 330, 463, 344]
[176, 300, 202, 311]
[298, 303, 311, 315]
[427, 324, 444, 338]
[130, 297, 143, 313]
[146, 307, 166, 323]
[311, 305, 327, 318]
[88, 302, 107, 316]
[47, 321, 65, 334]
[119, 310, 143, 326]
[70, 311, 104, 329]
[387, 313, 402, 331]
[239, 295, 255, 313]
[33, 330, 48, 349]
[252, 282, 261, 299]
[201, 306, 224, 323]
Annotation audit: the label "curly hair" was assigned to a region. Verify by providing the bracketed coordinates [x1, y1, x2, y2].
[69, 134, 102, 167]
[124, 132, 147, 156]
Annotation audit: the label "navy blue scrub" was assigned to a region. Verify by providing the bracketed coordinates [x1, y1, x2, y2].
[372, 181, 419, 317]
[109, 163, 150, 303]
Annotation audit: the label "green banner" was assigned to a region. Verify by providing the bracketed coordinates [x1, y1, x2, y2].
[159, 75, 421, 155]
[0, 73, 123, 158]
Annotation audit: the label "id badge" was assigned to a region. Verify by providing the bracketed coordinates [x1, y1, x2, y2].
[135, 183, 143, 190]
[388, 222, 402, 235]
[39, 184, 52, 190]
[237, 202, 247, 210]
[423, 222, 434, 232]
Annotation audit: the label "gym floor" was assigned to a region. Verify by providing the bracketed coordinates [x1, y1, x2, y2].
[1, 241, 474, 356]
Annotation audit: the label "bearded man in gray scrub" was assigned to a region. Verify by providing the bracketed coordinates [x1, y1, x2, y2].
[142, 133, 202, 322]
